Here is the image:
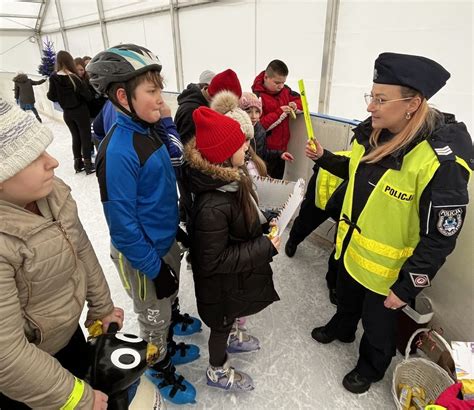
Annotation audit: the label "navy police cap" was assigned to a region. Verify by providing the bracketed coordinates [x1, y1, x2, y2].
[373, 52, 450, 100]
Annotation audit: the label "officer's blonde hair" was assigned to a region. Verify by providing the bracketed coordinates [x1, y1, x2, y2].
[362, 87, 441, 164]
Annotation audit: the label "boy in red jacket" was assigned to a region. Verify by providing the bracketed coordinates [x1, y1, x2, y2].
[252, 59, 302, 178]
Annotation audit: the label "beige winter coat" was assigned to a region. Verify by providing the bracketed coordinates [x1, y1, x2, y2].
[0, 177, 114, 409]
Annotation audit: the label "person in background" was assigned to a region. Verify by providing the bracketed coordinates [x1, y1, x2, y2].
[13, 72, 45, 122]
[83, 55, 92, 66]
[87, 43, 197, 405]
[47, 50, 94, 174]
[252, 59, 301, 178]
[212, 90, 267, 178]
[0, 98, 123, 410]
[174, 68, 243, 225]
[197, 69, 215, 89]
[185, 106, 280, 391]
[239, 91, 294, 177]
[310, 52, 472, 394]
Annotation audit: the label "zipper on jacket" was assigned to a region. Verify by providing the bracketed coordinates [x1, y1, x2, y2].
[55, 221, 77, 269]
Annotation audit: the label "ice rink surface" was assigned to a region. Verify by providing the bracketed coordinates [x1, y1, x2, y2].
[43, 115, 400, 409]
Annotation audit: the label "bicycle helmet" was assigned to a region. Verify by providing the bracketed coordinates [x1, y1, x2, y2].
[87, 43, 162, 95]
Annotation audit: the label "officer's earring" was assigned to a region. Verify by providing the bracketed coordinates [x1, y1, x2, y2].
[405, 112, 411, 120]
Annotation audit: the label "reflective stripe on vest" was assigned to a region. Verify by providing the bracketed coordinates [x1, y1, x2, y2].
[335, 139, 471, 296]
[315, 151, 351, 210]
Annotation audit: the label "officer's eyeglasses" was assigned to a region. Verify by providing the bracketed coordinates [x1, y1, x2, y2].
[364, 93, 413, 107]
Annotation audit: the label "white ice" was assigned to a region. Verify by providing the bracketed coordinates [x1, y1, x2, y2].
[42, 114, 400, 409]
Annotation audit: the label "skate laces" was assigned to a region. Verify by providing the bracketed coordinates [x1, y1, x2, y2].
[208, 364, 236, 389]
[230, 325, 248, 344]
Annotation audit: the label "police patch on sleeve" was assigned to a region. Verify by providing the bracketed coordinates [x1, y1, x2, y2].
[437, 208, 463, 236]
[409, 272, 431, 288]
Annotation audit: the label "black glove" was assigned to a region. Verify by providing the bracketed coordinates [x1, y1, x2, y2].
[153, 261, 179, 300]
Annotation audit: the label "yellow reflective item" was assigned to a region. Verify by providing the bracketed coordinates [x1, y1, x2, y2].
[335, 139, 472, 295]
[87, 320, 103, 338]
[297, 79, 316, 144]
[60, 377, 85, 410]
[315, 151, 351, 210]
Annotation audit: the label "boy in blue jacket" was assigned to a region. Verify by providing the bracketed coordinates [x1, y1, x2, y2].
[87, 44, 197, 405]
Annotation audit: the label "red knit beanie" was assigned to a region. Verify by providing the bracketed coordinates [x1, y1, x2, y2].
[193, 106, 246, 164]
[207, 69, 242, 98]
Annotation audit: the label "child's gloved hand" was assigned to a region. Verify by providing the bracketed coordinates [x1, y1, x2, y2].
[153, 261, 179, 299]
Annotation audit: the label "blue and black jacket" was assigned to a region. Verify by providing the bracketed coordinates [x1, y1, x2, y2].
[96, 112, 179, 279]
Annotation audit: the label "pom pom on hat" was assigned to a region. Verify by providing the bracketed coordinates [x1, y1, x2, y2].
[0, 98, 53, 183]
[239, 92, 262, 113]
[211, 90, 254, 141]
[207, 69, 242, 98]
[193, 106, 246, 164]
[373, 52, 450, 100]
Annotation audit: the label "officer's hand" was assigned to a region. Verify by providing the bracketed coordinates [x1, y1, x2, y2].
[92, 389, 108, 410]
[153, 261, 179, 300]
[305, 141, 323, 160]
[384, 291, 406, 310]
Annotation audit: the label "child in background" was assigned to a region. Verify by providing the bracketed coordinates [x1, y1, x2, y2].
[252, 59, 301, 178]
[239, 91, 296, 178]
[185, 107, 280, 391]
[87, 44, 197, 405]
[211, 90, 267, 177]
[0, 98, 122, 409]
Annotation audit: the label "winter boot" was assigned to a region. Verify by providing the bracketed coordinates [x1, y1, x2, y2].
[171, 298, 202, 336]
[168, 338, 200, 366]
[145, 353, 196, 404]
[227, 322, 260, 353]
[84, 159, 95, 175]
[206, 358, 254, 391]
[74, 158, 84, 173]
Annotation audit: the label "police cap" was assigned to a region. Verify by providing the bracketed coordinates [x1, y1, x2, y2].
[373, 52, 450, 99]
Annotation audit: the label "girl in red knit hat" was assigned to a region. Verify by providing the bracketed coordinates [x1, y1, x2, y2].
[184, 106, 280, 391]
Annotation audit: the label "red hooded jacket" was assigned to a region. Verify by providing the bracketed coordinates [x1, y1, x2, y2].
[252, 71, 302, 151]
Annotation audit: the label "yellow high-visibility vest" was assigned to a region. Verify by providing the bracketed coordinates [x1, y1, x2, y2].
[315, 151, 351, 211]
[335, 139, 471, 296]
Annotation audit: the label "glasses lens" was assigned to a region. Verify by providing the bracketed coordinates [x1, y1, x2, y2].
[364, 93, 372, 105]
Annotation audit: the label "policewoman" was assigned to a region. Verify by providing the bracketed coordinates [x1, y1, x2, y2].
[308, 52, 473, 393]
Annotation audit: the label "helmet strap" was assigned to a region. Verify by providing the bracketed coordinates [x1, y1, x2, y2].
[114, 83, 155, 128]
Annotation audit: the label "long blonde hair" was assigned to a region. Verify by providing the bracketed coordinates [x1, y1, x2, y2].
[362, 87, 441, 163]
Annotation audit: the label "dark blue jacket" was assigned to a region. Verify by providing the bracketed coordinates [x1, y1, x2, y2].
[96, 112, 179, 279]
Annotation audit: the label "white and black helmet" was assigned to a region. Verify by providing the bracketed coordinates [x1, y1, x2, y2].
[86, 44, 162, 96]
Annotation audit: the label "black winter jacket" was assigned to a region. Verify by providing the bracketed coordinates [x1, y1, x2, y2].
[185, 139, 280, 328]
[47, 72, 92, 110]
[13, 74, 45, 104]
[174, 83, 209, 145]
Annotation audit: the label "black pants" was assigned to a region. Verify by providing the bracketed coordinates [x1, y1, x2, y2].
[21, 105, 42, 122]
[63, 105, 92, 161]
[208, 324, 233, 367]
[325, 263, 398, 381]
[0, 327, 88, 409]
[289, 169, 339, 288]
[266, 156, 285, 179]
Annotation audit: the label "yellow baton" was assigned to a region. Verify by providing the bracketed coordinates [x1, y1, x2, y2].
[298, 79, 317, 150]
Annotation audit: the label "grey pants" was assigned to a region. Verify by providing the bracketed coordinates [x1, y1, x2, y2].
[110, 241, 181, 360]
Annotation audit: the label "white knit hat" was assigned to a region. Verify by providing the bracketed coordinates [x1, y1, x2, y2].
[0, 98, 53, 183]
[210, 90, 254, 140]
[198, 69, 215, 85]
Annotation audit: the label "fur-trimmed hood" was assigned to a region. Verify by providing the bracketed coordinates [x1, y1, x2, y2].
[184, 137, 242, 194]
